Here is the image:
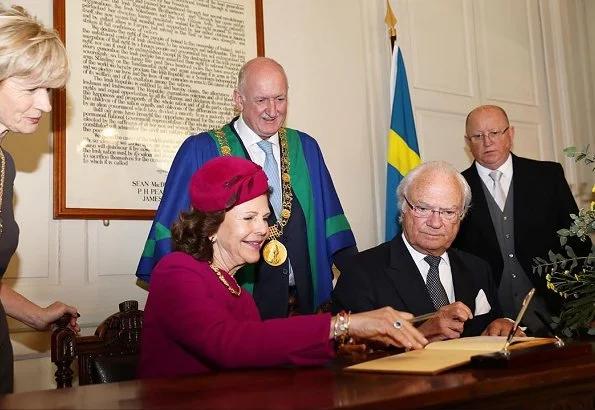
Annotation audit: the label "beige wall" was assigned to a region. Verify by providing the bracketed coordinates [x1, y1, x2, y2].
[263, 0, 382, 248]
[5, 0, 594, 392]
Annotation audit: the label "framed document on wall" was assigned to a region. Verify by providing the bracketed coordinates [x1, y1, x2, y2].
[53, 0, 264, 219]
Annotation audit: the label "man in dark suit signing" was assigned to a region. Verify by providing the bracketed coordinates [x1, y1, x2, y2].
[332, 161, 516, 342]
[452, 105, 591, 335]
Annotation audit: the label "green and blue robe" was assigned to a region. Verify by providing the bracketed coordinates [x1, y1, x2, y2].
[137, 119, 355, 313]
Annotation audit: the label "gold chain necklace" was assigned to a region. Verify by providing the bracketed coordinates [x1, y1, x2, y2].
[214, 127, 292, 266]
[209, 262, 242, 296]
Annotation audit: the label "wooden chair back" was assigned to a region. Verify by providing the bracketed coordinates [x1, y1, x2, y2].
[51, 300, 143, 388]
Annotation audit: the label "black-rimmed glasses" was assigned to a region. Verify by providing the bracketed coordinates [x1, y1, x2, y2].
[403, 196, 461, 222]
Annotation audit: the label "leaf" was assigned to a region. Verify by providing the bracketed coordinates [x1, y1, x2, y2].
[548, 250, 557, 262]
[566, 246, 576, 258]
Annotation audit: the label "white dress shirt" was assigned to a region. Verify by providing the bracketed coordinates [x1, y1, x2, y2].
[402, 233, 455, 304]
[234, 115, 282, 182]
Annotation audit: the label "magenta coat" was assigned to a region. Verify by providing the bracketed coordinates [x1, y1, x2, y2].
[137, 252, 334, 379]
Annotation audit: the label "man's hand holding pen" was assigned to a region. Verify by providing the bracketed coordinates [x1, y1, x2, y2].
[417, 302, 473, 342]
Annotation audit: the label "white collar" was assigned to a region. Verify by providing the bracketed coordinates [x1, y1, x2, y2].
[234, 115, 280, 148]
[401, 233, 450, 266]
[474, 153, 513, 180]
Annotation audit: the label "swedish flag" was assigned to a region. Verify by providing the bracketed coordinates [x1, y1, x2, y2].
[385, 44, 420, 240]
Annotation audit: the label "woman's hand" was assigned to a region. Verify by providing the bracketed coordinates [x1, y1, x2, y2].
[1, 283, 80, 332]
[345, 307, 428, 350]
[38, 302, 80, 332]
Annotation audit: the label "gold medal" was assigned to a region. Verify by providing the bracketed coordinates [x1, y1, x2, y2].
[262, 239, 288, 266]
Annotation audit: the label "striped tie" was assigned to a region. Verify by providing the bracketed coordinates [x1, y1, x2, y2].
[424, 255, 449, 310]
[257, 140, 282, 218]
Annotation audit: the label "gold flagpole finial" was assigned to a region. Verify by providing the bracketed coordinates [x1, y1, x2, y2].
[385, 0, 397, 50]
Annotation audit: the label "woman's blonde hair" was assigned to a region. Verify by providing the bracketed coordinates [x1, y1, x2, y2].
[0, 5, 69, 88]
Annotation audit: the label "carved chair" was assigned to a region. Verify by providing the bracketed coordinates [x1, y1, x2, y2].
[51, 300, 143, 388]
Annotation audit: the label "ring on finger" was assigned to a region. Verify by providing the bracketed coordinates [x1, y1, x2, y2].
[393, 320, 402, 330]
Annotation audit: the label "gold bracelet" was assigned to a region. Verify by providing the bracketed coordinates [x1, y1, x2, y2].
[333, 312, 341, 339]
[333, 310, 351, 349]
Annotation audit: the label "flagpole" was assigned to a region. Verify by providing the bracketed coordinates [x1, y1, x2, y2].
[383, 0, 421, 240]
[385, 0, 397, 52]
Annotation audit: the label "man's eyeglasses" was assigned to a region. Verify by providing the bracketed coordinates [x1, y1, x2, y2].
[403, 196, 461, 222]
[467, 126, 509, 144]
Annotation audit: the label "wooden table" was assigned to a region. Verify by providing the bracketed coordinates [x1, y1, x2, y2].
[2, 349, 595, 409]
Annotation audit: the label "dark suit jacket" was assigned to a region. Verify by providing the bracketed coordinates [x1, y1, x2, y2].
[452, 154, 591, 314]
[331, 236, 502, 337]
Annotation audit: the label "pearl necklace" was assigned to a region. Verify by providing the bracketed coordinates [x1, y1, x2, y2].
[209, 262, 241, 297]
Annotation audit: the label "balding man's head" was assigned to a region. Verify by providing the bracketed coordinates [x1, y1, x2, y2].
[233, 57, 288, 138]
[397, 162, 471, 256]
[465, 105, 514, 170]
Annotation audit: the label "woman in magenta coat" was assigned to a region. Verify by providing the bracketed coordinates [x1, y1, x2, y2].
[137, 156, 427, 379]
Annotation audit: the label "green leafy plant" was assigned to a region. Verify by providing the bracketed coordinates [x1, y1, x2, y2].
[532, 145, 595, 337]
[564, 145, 595, 173]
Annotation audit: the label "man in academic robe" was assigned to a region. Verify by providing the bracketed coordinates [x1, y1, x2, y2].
[136, 57, 356, 320]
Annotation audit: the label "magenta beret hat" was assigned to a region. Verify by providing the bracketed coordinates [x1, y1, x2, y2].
[189, 156, 269, 212]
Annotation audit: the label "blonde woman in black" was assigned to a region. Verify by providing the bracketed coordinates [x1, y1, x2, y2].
[0, 6, 79, 394]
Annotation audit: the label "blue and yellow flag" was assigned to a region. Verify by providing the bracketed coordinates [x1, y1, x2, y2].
[385, 42, 420, 240]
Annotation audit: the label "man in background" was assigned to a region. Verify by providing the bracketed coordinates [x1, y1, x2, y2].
[136, 57, 356, 320]
[453, 104, 592, 334]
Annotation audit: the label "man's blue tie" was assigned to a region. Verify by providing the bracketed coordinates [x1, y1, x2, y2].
[257, 139, 282, 218]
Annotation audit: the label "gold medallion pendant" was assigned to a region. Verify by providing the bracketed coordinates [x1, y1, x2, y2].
[262, 239, 287, 266]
